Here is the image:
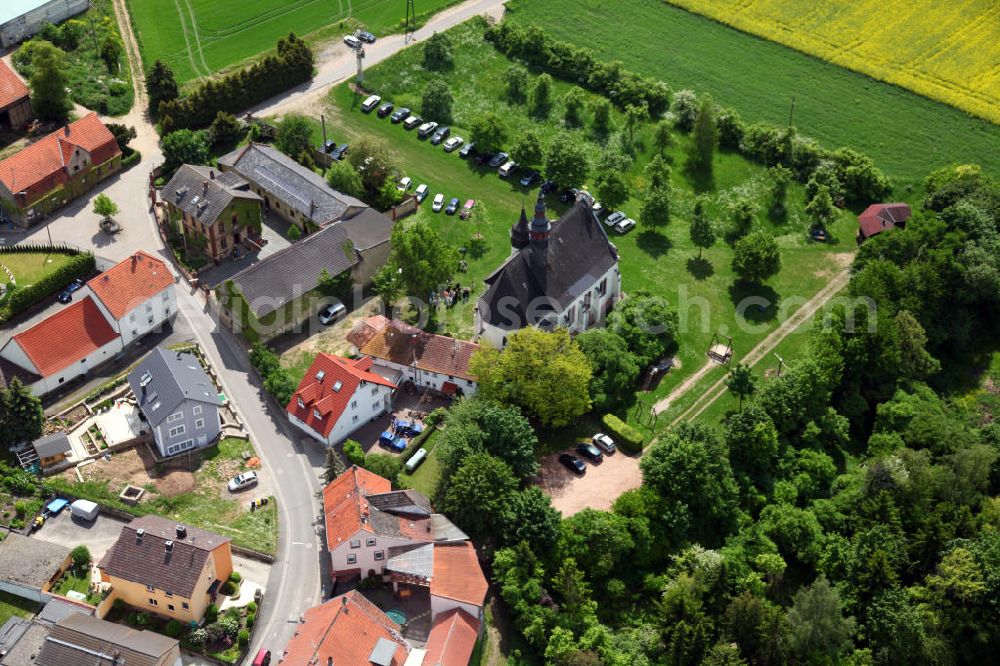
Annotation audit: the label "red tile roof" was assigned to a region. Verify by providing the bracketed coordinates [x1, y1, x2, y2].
[424, 608, 481, 666]
[0, 60, 29, 111]
[858, 203, 912, 239]
[87, 251, 174, 320]
[323, 466, 391, 550]
[282, 591, 409, 666]
[431, 542, 488, 608]
[0, 113, 120, 205]
[286, 353, 396, 438]
[346, 314, 390, 349]
[359, 319, 480, 381]
[12, 297, 119, 377]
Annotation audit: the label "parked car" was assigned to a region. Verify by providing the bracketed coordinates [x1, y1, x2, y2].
[397, 176, 412, 191]
[445, 197, 460, 215]
[417, 121, 439, 138]
[379, 431, 405, 452]
[443, 136, 464, 152]
[810, 227, 828, 242]
[252, 649, 272, 666]
[322, 139, 336, 154]
[390, 107, 410, 123]
[358, 31, 376, 43]
[459, 199, 476, 220]
[559, 188, 578, 203]
[361, 94, 381, 113]
[488, 152, 509, 168]
[458, 142, 476, 158]
[343, 35, 361, 49]
[430, 126, 450, 145]
[70, 499, 99, 522]
[519, 170, 539, 187]
[228, 471, 259, 492]
[403, 115, 422, 130]
[415, 183, 429, 203]
[576, 442, 604, 462]
[432, 193, 445, 212]
[604, 211, 627, 228]
[377, 101, 394, 118]
[614, 218, 637, 234]
[559, 453, 586, 475]
[498, 161, 517, 178]
[592, 433, 617, 454]
[592, 200, 605, 216]
[318, 301, 346, 325]
[58, 278, 85, 304]
[330, 143, 349, 160]
[540, 179, 557, 193]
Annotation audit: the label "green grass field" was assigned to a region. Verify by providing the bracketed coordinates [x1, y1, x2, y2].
[505, 0, 1000, 182]
[126, 0, 458, 83]
[318, 19, 875, 438]
[0, 590, 37, 626]
[0, 252, 75, 287]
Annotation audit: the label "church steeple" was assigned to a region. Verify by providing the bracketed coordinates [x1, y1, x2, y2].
[529, 191, 550, 240]
[528, 191, 550, 278]
[510, 205, 530, 253]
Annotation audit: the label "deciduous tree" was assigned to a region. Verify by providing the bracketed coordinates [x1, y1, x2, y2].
[384, 220, 456, 299]
[590, 98, 612, 138]
[690, 197, 717, 259]
[470, 112, 507, 155]
[326, 160, 365, 199]
[606, 290, 678, 366]
[544, 134, 590, 189]
[732, 231, 781, 283]
[805, 184, 837, 230]
[687, 97, 718, 178]
[576, 328, 640, 410]
[423, 32, 453, 70]
[726, 362, 757, 410]
[639, 186, 671, 229]
[29, 41, 69, 121]
[511, 130, 544, 170]
[563, 87, 586, 128]
[440, 453, 517, 541]
[92, 194, 119, 223]
[162, 129, 210, 172]
[786, 576, 856, 663]
[500, 487, 561, 552]
[275, 114, 312, 160]
[593, 169, 630, 211]
[421, 78, 453, 122]
[503, 65, 528, 103]
[530, 73, 553, 118]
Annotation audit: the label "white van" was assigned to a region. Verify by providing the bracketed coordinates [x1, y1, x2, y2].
[70, 499, 99, 522]
[343, 35, 361, 49]
[498, 161, 517, 178]
[361, 95, 381, 113]
[405, 448, 428, 472]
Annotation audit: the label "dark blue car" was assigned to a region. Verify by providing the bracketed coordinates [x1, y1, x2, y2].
[379, 431, 405, 452]
[58, 279, 85, 304]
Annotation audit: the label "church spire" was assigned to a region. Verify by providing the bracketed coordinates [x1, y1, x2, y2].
[530, 191, 550, 240]
[510, 205, 530, 253]
[528, 191, 550, 278]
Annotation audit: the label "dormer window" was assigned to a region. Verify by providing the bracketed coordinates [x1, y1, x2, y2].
[313, 408, 322, 420]
[297, 397, 305, 409]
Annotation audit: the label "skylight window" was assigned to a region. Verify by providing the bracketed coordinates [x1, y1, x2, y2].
[332, 380, 343, 392]
[139, 372, 152, 387]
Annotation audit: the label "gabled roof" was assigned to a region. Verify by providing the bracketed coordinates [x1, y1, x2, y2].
[360, 318, 480, 381]
[0, 533, 70, 590]
[127, 347, 220, 426]
[424, 608, 481, 666]
[323, 466, 392, 549]
[32, 432, 72, 458]
[479, 197, 618, 330]
[36, 614, 179, 666]
[347, 315, 391, 349]
[0, 355, 40, 389]
[431, 542, 488, 608]
[338, 206, 395, 251]
[0, 113, 120, 197]
[218, 143, 366, 224]
[858, 202, 912, 239]
[367, 489, 432, 516]
[11, 296, 119, 377]
[98, 515, 230, 598]
[287, 353, 396, 439]
[283, 591, 408, 666]
[229, 222, 358, 318]
[161, 165, 261, 227]
[0, 60, 29, 111]
[87, 251, 174, 320]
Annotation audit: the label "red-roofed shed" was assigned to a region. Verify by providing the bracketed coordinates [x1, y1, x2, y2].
[858, 203, 911, 241]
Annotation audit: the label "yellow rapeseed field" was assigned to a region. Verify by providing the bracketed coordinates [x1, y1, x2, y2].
[664, 0, 1000, 124]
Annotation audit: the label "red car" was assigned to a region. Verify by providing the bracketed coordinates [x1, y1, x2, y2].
[459, 199, 476, 220]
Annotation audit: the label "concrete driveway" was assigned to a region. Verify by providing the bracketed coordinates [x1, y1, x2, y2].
[535, 447, 644, 516]
[31, 509, 128, 561]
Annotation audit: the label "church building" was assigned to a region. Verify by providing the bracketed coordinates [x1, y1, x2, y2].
[474, 191, 622, 348]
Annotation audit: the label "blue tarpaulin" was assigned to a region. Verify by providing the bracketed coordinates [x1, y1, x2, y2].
[46, 498, 69, 514]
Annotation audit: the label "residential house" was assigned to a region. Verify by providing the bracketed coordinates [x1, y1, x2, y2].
[161, 165, 263, 262]
[286, 354, 396, 447]
[0, 0, 89, 49]
[217, 142, 367, 232]
[282, 591, 409, 666]
[857, 202, 911, 241]
[0, 296, 122, 396]
[423, 607, 482, 666]
[0, 597, 95, 666]
[82, 251, 177, 347]
[0, 113, 121, 227]
[475, 192, 622, 349]
[127, 347, 222, 458]
[98, 516, 233, 624]
[348, 316, 480, 397]
[31, 432, 72, 469]
[0, 533, 70, 603]
[0, 60, 31, 130]
[34, 614, 181, 666]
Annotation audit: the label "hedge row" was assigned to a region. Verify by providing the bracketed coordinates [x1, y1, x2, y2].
[601, 414, 644, 454]
[159, 34, 313, 131]
[401, 425, 437, 463]
[0, 250, 94, 325]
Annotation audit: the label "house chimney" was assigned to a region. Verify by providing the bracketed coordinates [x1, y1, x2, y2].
[64, 125, 70, 136]
[165, 540, 173, 553]
[175, 525, 187, 539]
[209, 170, 215, 180]
[202, 180, 209, 195]
[136, 528, 145, 542]
[341, 596, 348, 613]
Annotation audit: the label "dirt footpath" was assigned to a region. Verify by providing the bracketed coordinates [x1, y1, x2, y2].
[535, 450, 643, 516]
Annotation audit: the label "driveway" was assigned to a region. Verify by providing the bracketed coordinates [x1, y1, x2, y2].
[32, 509, 128, 561]
[535, 448, 644, 516]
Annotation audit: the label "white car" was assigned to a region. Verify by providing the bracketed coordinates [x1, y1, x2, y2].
[415, 184, 429, 202]
[498, 161, 517, 178]
[604, 211, 627, 228]
[431, 193, 445, 212]
[343, 35, 361, 49]
[592, 433, 616, 454]
[397, 176, 412, 191]
[443, 136, 464, 152]
[318, 302, 346, 325]
[614, 218, 636, 234]
[361, 94, 381, 113]
[227, 471, 258, 492]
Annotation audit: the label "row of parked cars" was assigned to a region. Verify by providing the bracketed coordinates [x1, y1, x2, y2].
[558, 433, 617, 473]
[343, 30, 376, 50]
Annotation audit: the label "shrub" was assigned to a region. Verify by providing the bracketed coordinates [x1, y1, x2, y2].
[286, 225, 302, 241]
[112, 598, 125, 611]
[205, 603, 219, 624]
[188, 627, 208, 645]
[246, 612, 256, 628]
[121, 149, 141, 169]
[204, 622, 227, 644]
[135, 612, 149, 626]
[601, 414, 644, 453]
[13, 501, 27, 518]
[165, 620, 184, 637]
[221, 581, 238, 596]
[228, 571, 242, 584]
[343, 439, 366, 467]
[238, 628, 250, 647]
[219, 614, 240, 638]
[425, 407, 447, 427]
[246, 601, 257, 613]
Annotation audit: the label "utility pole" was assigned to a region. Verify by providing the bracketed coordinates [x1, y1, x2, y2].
[405, 0, 416, 42]
[355, 47, 365, 85]
[320, 115, 327, 148]
[87, 2, 99, 54]
[774, 353, 786, 377]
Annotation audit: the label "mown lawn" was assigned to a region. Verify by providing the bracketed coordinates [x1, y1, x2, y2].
[320, 19, 871, 437]
[0, 252, 75, 287]
[0, 589, 38, 626]
[504, 0, 1000, 181]
[399, 430, 443, 497]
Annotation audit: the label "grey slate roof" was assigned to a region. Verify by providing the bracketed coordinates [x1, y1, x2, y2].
[0, 621, 48, 666]
[479, 196, 618, 330]
[229, 222, 359, 318]
[0, 533, 69, 591]
[161, 164, 261, 227]
[367, 489, 432, 517]
[35, 597, 93, 625]
[32, 432, 71, 458]
[36, 614, 179, 666]
[127, 347, 220, 427]
[218, 143, 366, 225]
[97, 515, 230, 599]
[0, 617, 31, 657]
[339, 207, 395, 251]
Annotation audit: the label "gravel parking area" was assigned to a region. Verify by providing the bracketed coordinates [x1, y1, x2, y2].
[535, 448, 644, 516]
